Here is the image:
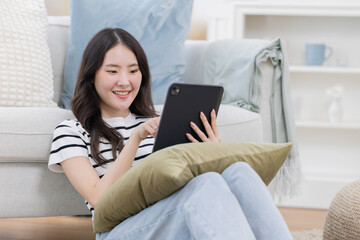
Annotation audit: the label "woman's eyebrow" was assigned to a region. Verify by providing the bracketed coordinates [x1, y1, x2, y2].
[104, 63, 138, 68]
[104, 64, 120, 68]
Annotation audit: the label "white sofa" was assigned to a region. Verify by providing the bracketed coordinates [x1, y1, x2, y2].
[0, 17, 275, 218]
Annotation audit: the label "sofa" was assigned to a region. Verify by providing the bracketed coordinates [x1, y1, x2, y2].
[0, 16, 276, 218]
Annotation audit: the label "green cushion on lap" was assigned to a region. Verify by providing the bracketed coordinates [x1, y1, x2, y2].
[93, 142, 292, 233]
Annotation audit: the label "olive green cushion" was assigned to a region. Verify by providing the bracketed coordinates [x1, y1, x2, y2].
[93, 142, 292, 233]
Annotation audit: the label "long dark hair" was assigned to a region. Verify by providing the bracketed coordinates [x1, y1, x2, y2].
[71, 28, 156, 166]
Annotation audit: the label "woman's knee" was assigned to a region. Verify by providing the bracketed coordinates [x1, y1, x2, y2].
[186, 172, 231, 196]
[222, 162, 260, 182]
[184, 172, 238, 208]
[189, 172, 224, 187]
[224, 162, 252, 174]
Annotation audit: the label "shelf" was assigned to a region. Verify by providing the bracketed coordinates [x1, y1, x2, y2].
[231, 1, 360, 17]
[296, 121, 360, 130]
[290, 65, 360, 74]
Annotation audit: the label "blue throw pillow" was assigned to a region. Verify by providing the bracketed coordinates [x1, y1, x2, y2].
[61, 0, 194, 108]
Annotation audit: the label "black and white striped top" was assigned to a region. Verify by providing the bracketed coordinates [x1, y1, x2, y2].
[48, 113, 154, 214]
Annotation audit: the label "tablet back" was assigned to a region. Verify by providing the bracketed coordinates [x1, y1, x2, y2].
[153, 83, 223, 152]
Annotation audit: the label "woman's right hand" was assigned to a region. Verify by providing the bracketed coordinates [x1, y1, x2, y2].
[133, 116, 161, 140]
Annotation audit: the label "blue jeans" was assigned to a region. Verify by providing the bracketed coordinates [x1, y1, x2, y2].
[96, 162, 292, 240]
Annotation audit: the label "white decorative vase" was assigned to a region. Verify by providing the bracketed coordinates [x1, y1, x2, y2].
[328, 96, 342, 123]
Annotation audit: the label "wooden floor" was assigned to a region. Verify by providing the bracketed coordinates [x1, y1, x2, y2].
[279, 207, 328, 231]
[0, 207, 327, 240]
[0, 216, 95, 240]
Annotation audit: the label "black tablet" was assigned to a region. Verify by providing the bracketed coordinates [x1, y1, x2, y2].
[153, 83, 223, 152]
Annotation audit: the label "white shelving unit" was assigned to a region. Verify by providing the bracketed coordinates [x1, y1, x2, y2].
[296, 121, 360, 130]
[209, 1, 360, 209]
[290, 65, 360, 74]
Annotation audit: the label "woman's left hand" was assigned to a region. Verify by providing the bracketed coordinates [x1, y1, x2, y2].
[186, 109, 221, 143]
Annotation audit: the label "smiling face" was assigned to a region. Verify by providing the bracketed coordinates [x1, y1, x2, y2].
[94, 43, 142, 118]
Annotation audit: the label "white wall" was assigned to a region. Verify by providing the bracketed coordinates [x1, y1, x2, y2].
[45, 0, 69, 16]
[189, 0, 230, 39]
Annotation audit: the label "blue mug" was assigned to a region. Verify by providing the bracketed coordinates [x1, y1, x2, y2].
[305, 44, 333, 66]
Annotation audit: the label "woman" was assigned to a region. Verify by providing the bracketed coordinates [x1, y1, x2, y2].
[49, 28, 292, 240]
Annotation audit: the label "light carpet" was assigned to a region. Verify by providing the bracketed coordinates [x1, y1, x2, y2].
[292, 229, 323, 240]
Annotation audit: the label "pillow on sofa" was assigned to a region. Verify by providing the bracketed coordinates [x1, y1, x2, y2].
[93, 141, 292, 233]
[203, 39, 273, 112]
[61, 0, 194, 108]
[0, 0, 57, 107]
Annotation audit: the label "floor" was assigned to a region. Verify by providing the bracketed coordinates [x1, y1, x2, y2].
[0, 207, 327, 240]
[279, 207, 327, 231]
[0, 216, 95, 240]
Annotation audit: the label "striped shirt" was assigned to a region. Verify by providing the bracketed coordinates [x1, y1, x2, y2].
[48, 113, 154, 214]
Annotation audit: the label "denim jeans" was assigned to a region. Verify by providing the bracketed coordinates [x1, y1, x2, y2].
[96, 162, 292, 240]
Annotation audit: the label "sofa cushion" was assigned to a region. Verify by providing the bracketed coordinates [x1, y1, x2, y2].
[203, 39, 275, 112]
[217, 104, 262, 142]
[94, 141, 292, 233]
[61, 0, 194, 108]
[0, 107, 73, 162]
[0, 0, 56, 107]
[0, 104, 261, 163]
